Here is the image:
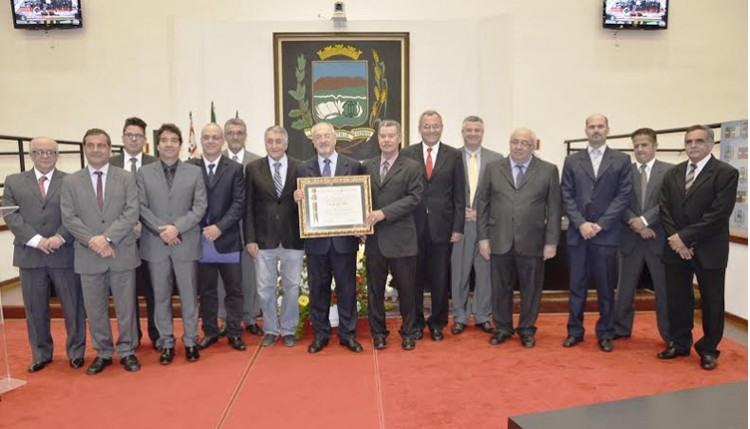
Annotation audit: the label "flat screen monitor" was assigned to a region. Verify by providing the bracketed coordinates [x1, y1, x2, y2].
[603, 0, 668, 30]
[10, 0, 82, 30]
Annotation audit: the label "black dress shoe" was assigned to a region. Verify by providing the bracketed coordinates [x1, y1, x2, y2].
[197, 335, 219, 350]
[86, 357, 112, 375]
[700, 354, 718, 370]
[401, 338, 416, 351]
[430, 328, 444, 341]
[562, 336, 583, 348]
[159, 348, 175, 365]
[657, 345, 690, 360]
[521, 335, 536, 348]
[307, 337, 329, 354]
[339, 338, 364, 353]
[69, 358, 85, 369]
[218, 324, 228, 338]
[476, 321, 494, 333]
[246, 324, 264, 336]
[185, 346, 200, 362]
[120, 355, 141, 372]
[373, 337, 387, 350]
[490, 332, 512, 345]
[228, 336, 247, 351]
[415, 329, 424, 340]
[27, 358, 52, 373]
[451, 322, 466, 335]
[598, 339, 614, 352]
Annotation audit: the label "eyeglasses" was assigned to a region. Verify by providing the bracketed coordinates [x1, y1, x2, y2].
[124, 133, 145, 141]
[31, 150, 58, 157]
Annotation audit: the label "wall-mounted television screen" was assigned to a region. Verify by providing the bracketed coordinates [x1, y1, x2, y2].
[603, 0, 668, 30]
[10, 0, 82, 30]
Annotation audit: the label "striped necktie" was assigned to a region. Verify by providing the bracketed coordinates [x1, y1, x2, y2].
[685, 163, 697, 191]
[273, 162, 283, 197]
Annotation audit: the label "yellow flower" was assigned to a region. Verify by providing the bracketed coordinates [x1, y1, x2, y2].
[298, 295, 310, 307]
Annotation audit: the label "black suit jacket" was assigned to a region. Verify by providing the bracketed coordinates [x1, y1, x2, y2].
[660, 156, 738, 269]
[110, 153, 157, 170]
[401, 142, 465, 243]
[296, 153, 364, 255]
[363, 155, 424, 258]
[187, 157, 245, 253]
[244, 156, 303, 250]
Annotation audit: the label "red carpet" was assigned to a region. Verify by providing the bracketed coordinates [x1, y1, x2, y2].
[0, 313, 746, 429]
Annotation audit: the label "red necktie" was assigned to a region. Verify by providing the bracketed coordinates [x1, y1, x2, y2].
[95, 171, 104, 210]
[425, 147, 433, 180]
[38, 176, 47, 199]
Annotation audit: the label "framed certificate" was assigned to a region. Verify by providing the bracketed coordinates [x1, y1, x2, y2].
[297, 175, 374, 239]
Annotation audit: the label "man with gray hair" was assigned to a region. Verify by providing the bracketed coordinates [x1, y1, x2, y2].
[3, 137, 86, 373]
[450, 116, 502, 335]
[477, 128, 561, 348]
[245, 125, 304, 348]
[219, 117, 264, 337]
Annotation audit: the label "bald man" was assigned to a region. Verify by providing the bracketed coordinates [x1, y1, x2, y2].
[561, 114, 633, 352]
[3, 137, 86, 372]
[477, 128, 561, 348]
[187, 124, 247, 351]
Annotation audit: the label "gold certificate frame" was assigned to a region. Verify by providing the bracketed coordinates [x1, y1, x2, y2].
[297, 175, 373, 239]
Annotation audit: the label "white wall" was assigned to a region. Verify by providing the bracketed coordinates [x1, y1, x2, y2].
[0, 0, 746, 314]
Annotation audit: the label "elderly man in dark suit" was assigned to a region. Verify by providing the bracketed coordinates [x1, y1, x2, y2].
[295, 122, 366, 354]
[219, 117, 263, 337]
[3, 137, 86, 373]
[137, 123, 207, 365]
[364, 120, 424, 351]
[477, 128, 561, 348]
[61, 129, 141, 374]
[561, 114, 632, 352]
[450, 116, 503, 335]
[110, 116, 159, 348]
[402, 110, 466, 341]
[614, 128, 673, 343]
[658, 125, 738, 370]
[245, 125, 304, 348]
[188, 123, 247, 351]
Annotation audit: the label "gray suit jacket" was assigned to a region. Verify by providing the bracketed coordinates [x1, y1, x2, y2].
[363, 155, 424, 258]
[477, 156, 562, 257]
[136, 160, 207, 262]
[461, 146, 503, 209]
[223, 148, 261, 167]
[60, 165, 140, 274]
[620, 159, 673, 255]
[3, 169, 74, 269]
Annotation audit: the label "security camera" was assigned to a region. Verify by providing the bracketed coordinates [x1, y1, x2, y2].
[332, 1, 347, 27]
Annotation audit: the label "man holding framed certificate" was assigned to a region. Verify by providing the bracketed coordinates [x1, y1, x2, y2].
[295, 122, 366, 354]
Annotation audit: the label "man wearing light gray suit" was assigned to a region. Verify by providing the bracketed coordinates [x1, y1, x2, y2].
[614, 128, 672, 343]
[218, 117, 263, 337]
[3, 137, 86, 373]
[450, 116, 503, 335]
[61, 129, 141, 375]
[137, 123, 207, 365]
[477, 128, 561, 348]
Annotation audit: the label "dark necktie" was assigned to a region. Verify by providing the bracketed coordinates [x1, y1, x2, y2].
[515, 164, 525, 189]
[232, 155, 239, 162]
[38, 176, 47, 199]
[208, 163, 216, 186]
[129, 157, 137, 174]
[164, 164, 176, 190]
[322, 158, 332, 177]
[685, 163, 697, 191]
[94, 171, 104, 210]
[273, 162, 283, 197]
[425, 147, 433, 180]
[639, 163, 648, 210]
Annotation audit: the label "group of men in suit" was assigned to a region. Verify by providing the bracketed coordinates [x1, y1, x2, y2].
[4, 110, 737, 373]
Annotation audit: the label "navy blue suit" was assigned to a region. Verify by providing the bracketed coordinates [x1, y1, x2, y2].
[561, 146, 632, 340]
[296, 153, 365, 341]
